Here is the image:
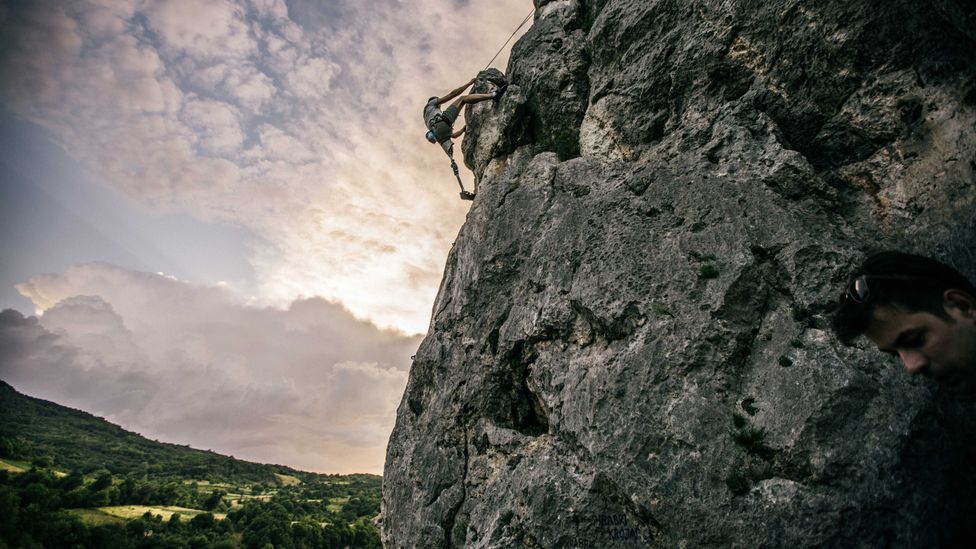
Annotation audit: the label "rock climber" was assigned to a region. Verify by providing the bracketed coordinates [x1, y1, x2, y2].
[424, 77, 507, 200]
[832, 251, 976, 398]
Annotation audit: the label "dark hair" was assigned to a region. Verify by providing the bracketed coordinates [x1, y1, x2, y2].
[832, 251, 976, 344]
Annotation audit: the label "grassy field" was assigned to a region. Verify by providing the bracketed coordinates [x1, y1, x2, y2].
[97, 505, 227, 521]
[182, 480, 236, 488]
[326, 497, 349, 513]
[68, 508, 127, 526]
[227, 492, 274, 508]
[0, 459, 67, 477]
[275, 473, 301, 486]
[182, 479, 238, 493]
[0, 459, 28, 473]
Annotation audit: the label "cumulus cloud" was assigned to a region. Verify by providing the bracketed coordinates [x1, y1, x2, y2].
[0, 0, 530, 334]
[143, 0, 255, 61]
[182, 97, 245, 155]
[2, 263, 420, 473]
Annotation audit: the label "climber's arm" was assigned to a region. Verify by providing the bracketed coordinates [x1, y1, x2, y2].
[437, 78, 476, 106]
[451, 125, 466, 138]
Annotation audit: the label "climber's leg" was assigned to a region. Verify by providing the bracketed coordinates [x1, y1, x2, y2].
[456, 93, 494, 108]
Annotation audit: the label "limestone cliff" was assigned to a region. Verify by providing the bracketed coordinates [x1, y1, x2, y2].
[384, 0, 976, 546]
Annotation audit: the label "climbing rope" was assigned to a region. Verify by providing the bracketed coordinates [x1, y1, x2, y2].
[438, 9, 534, 202]
[482, 9, 535, 71]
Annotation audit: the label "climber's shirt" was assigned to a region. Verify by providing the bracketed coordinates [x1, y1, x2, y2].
[424, 97, 460, 154]
[423, 97, 441, 128]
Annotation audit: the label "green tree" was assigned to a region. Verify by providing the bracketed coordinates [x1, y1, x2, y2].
[0, 437, 18, 459]
[204, 489, 225, 510]
[89, 523, 133, 548]
[62, 485, 91, 507]
[22, 481, 56, 510]
[90, 471, 114, 491]
[88, 487, 111, 507]
[125, 516, 149, 539]
[242, 507, 292, 549]
[0, 485, 20, 539]
[190, 512, 215, 530]
[60, 470, 85, 491]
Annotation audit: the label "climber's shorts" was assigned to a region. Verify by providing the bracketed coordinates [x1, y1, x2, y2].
[431, 104, 460, 143]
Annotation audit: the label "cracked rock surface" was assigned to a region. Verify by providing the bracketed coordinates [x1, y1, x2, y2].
[385, 0, 976, 546]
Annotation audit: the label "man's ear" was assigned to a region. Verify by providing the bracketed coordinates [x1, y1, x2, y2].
[944, 289, 976, 318]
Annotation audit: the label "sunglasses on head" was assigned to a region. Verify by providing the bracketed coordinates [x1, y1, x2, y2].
[845, 274, 932, 304]
[846, 275, 871, 303]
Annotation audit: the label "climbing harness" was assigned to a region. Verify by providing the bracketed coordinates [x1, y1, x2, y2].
[482, 9, 536, 71]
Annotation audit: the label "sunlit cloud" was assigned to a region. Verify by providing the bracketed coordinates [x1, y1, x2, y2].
[0, 0, 531, 334]
[3, 263, 420, 473]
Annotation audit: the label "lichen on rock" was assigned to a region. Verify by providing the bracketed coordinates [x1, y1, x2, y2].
[384, 0, 976, 546]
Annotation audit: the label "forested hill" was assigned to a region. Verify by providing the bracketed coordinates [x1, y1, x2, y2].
[0, 380, 383, 548]
[0, 380, 321, 484]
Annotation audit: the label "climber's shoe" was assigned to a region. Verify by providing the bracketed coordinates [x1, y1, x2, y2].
[460, 191, 476, 201]
[492, 83, 508, 102]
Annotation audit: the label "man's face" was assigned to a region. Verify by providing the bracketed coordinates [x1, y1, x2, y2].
[865, 295, 976, 396]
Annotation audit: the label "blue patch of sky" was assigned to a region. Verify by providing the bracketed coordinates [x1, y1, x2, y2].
[0, 106, 259, 315]
[130, 11, 162, 53]
[284, 0, 359, 35]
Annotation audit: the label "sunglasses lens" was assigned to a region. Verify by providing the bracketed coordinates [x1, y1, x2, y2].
[848, 276, 869, 303]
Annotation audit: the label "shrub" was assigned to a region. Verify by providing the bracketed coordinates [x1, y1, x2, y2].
[698, 264, 719, 279]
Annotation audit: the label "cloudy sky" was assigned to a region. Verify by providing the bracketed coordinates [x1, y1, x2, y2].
[0, 0, 531, 474]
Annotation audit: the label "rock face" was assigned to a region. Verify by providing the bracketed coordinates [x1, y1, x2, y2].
[384, 0, 976, 546]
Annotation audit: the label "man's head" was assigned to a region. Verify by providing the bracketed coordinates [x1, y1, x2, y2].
[832, 251, 976, 396]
